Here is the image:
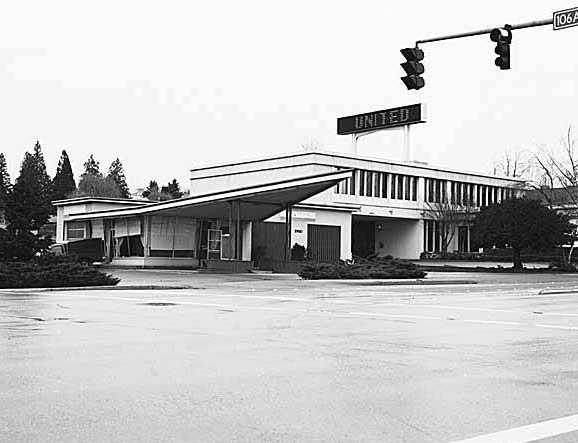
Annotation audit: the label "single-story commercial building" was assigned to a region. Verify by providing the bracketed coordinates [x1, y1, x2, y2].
[54, 151, 524, 269]
[53, 169, 351, 270]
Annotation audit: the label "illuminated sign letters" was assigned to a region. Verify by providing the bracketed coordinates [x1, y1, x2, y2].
[337, 103, 425, 135]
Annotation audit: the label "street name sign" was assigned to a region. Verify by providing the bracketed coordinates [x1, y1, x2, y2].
[337, 103, 426, 135]
[553, 7, 578, 30]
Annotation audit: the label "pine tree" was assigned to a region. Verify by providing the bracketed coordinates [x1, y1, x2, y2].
[107, 158, 130, 198]
[33, 141, 53, 206]
[6, 142, 53, 232]
[167, 179, 183, 199]
[160, 179, 184, 200]
[52, 150, 76, 201]
[70, 175, 122, 198]
[83, 154, 102, 176]
[0, 153, 11, 206]
[142, 180, 160, 200]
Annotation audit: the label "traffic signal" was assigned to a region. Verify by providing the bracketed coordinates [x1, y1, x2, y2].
[400, 47, 424, 90]
[490, 27, 512, 70]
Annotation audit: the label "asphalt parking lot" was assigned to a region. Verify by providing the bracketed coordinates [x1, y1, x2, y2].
[3, 272, 578, 442]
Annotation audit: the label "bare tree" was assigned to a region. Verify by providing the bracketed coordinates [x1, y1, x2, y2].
[423, 201, 472, 253]
[491, 148, 533, 179]
[533, 126, 578, 262]
[300, 139, 323, 152]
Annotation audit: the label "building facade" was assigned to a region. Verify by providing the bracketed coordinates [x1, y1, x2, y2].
[53, 151, 524, 268]
[189, 151, 525, 261]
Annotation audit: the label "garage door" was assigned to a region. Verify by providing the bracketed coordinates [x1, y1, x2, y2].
[307, 224, 341, 263]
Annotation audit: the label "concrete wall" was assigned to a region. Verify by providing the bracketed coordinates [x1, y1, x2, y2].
[112, 257, 199, 268]
[190, 163, 333, 197]
[374, 218, 422, 259]
[56, 200, 148, 243]
[268, 208, 352, 260]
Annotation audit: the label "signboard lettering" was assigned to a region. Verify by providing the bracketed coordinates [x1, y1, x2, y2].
[337, 104, 425, 135]
[554, 7, 578, 30]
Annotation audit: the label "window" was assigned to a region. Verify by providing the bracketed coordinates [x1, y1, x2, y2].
[349, 171, 357, 195]
[434, 179, 441, 203]
[456, 182, 462, 205]
[66, 221, 86, 240]
[366, 171, 373, 197]
[382, 172, 388, 198]
[441, 180, 447, 203]
[424, 220, 441, 252]
[374, 172, 381, 197]
[359, 170, 366, 196]
[404, 176, 411, 200]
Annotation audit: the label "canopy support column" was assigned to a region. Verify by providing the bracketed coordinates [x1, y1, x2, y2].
[228, 201, 233, 260]
[235, 200, 241, 260]
[284, 205, 293, 261]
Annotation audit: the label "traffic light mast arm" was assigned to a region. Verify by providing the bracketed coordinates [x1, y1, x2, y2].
[415, 18, 552, 45]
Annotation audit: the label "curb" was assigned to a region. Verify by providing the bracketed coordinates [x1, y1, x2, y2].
[0, 278, 478, 293]
[329, 279, 478, 286]
[0, 284, 201, 293]
[538, 288, 578, 295]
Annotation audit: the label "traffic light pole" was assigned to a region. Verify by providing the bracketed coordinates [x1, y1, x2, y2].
[415, 18, 552, 46]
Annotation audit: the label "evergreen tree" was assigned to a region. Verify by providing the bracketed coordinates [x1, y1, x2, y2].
[142, 180, 160, 200]
[83, 154, 102, 176]
[52, 150, 76, 201]
[33, 141, 53, 207]
[70, 175, 122, 198]
[167, 179, 184, 199]
[6, 143, 54, 234]
[107, 158, 130, 198]
[160, 179, 184, 199]
[0, 153, 11, 206]
[471, 198, 573, 269]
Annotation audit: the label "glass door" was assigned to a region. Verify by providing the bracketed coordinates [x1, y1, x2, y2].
[207, 229, 222, 260]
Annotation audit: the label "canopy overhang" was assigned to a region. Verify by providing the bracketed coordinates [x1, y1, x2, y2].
[66, 170, 353, 222]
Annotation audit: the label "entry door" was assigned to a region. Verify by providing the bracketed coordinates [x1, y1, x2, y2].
[307, 224, 341, 263]
[352, 220, 375, 258]
[207, 229, 222, 260]
[458, 226, 468, 252]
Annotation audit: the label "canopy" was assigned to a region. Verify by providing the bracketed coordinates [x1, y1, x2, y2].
[67, 170, 353, 222]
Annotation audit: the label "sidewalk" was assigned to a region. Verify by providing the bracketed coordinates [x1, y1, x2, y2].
[414, 260, 550, 269]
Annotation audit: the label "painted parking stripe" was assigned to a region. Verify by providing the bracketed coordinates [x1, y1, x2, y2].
[449, 413, 578, 442]
[43, 292, 578, 330]
[536, 324, 578, 331]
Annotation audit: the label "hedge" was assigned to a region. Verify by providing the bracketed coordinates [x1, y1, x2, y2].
[0, 261, 120, 288]
[299, 255, 426, 280]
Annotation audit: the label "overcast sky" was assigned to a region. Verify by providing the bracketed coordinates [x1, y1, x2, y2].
[0, 1, 576, 192]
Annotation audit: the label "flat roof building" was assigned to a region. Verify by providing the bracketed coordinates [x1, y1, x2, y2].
[53, 150, 524, 269]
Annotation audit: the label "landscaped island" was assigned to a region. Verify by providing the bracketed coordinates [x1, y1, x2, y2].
[298, 255, 426, 280]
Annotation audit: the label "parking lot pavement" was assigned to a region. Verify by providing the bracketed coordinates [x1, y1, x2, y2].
[3, 275, 578, 442]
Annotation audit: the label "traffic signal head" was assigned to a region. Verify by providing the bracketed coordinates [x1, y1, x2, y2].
[490, 27, 512, 70]
[400, 47, 425, 90]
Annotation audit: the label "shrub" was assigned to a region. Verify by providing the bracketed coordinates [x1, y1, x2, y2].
[290, 243, 307, 261]
[0, 261, 120, 288]
[299, 255, 426, 280]
[548, 262, 578, 272]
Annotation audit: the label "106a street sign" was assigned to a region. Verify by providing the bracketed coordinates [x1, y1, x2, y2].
[554, 7, 578, 30]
